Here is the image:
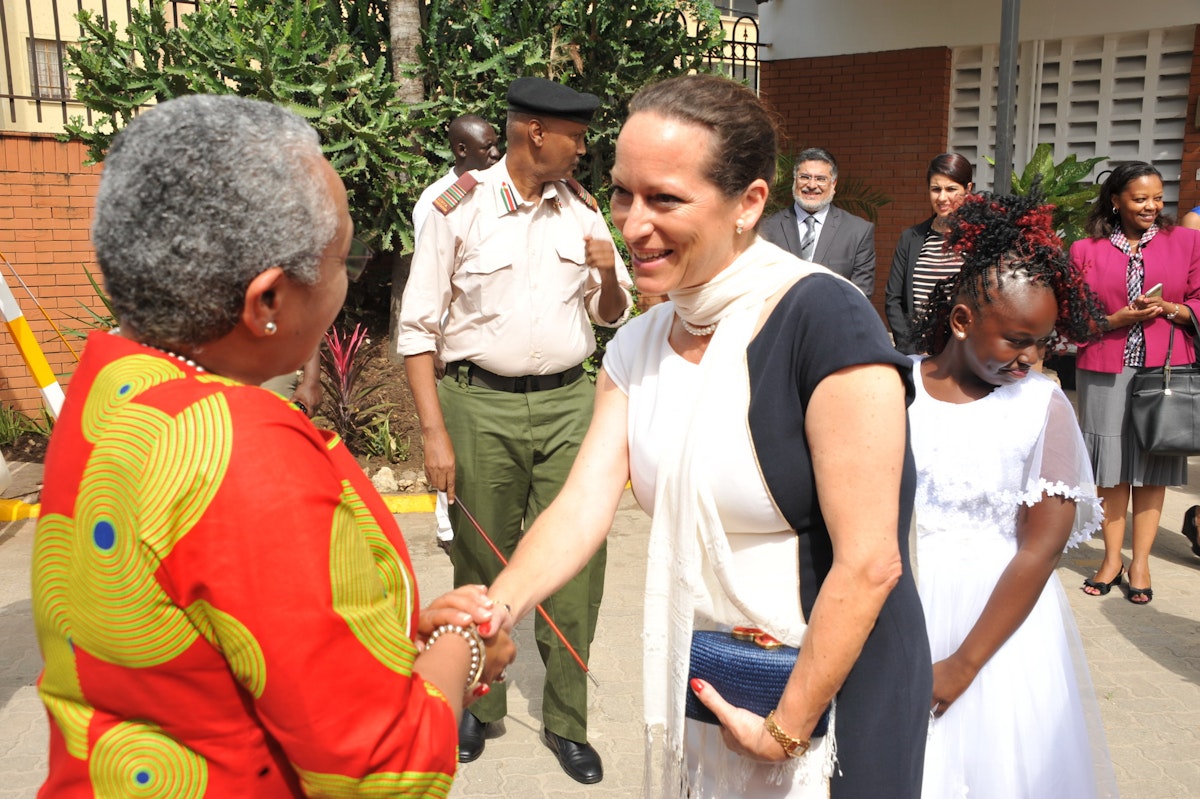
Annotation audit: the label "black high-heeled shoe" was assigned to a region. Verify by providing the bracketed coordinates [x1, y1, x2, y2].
[1127, 586, 1154, 605]
[1181, 506, 1200, 557]
[1082, 566, 1124, 596]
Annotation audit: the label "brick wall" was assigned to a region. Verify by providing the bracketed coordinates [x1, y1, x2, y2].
[761, 46, 953, 315]
[0, 134, 103, 417]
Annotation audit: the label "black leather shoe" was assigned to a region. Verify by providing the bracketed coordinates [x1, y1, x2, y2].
[543, 728, 603, 784]
[457, 712, 488, 763]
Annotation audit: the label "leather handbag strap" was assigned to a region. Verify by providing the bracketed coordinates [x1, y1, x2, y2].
[1158, 324, 1200, 392]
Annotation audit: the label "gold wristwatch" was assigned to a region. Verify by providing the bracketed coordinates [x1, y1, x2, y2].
[764, 710, 811, 758]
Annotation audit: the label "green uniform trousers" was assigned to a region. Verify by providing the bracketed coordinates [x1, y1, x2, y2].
[439, 367, 606, 743]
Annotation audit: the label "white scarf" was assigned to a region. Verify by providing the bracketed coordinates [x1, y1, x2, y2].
[643, 239, 835, 796]
[669, 244, 766, 330]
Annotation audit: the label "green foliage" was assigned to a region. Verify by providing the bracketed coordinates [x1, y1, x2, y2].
[582, 323, 619, 383]
[63, 267, 116, 338]
[764, 152, 892, 223]
[62, 0, 725, 259]
[988, 143, 1106, 246]
[0, 405, 37, 448]
[61, 0, 429, 254]
[417, 0, 725, 198]
[30, 408, 55, 437]
[318, 324, 392, 453]
[363, 416, 410, 463]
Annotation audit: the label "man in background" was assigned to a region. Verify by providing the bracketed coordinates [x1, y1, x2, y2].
[412, 114, 501, 552]
[412, 114, 501, 237]
[397, 77, 633, 784]
[760, 146, 877, 297]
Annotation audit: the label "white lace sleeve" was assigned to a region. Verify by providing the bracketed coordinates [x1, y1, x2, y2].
[1020, 385, 1104, 550]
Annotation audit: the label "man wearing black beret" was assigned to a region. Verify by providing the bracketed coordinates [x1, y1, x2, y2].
[397, 77, 633, 784]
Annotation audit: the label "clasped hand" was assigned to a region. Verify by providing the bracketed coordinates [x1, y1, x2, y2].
[419, 584, 516, 699]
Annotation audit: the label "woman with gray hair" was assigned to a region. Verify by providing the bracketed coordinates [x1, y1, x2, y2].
[31, 94, 513, 797]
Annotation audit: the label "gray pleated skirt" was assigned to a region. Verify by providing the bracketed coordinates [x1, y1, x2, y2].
[1077, 366, 1188, 488]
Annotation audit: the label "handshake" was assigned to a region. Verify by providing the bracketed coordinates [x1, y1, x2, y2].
[417, 584, 518, 706]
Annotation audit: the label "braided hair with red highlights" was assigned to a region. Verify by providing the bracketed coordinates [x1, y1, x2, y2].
[909, 191, 1107, 356]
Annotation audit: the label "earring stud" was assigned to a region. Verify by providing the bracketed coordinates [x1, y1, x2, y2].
[735, 219, 745, 235]
[264, 321, 277, 335]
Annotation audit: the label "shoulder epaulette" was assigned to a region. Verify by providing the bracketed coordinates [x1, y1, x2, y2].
[433, 172, 479, 216]
[565, 178, 599, 212]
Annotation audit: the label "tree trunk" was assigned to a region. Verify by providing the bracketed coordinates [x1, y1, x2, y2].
[387, 0, 424, 362]
[389, 0, 424, 100]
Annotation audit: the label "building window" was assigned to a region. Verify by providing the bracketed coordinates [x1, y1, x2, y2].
[28, 39, 69, 101]
[949, 25, 1194, 206]
[712, 0, 760, 17]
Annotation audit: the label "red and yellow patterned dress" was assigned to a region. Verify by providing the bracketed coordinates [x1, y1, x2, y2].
[33, 331, 457, 797]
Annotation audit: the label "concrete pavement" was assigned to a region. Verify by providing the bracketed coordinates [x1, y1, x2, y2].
[3, 465, 1200, 797]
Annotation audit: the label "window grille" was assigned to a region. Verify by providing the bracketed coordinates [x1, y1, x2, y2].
[27, 39, 69, 102]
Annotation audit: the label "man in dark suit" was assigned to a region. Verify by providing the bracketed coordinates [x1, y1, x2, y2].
[760, 147, 876, 297]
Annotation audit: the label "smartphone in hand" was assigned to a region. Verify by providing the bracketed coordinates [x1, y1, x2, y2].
[1145, 282, 1164, 298]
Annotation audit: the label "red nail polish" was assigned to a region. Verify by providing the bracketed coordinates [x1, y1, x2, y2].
[474, 683, 490, 697]
[690, 678, 704, 693]
[478, 621, 493, 636]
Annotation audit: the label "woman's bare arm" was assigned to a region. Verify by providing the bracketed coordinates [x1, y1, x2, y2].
[488, 368, 631, 623]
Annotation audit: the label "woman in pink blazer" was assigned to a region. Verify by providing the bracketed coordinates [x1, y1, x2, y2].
[1071, 161, 1200, 605]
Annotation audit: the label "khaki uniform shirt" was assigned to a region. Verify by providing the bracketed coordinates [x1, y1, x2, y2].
[397, 157, 633, 376]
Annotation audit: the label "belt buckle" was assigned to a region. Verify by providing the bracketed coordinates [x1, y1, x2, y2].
[513, 375, 528, 392]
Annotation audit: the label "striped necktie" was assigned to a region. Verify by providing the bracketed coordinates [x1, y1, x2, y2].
[800, 215, 816, 260]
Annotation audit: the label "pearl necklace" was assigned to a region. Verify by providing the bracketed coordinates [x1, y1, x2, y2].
[143, 343, 206, 373]
[679, 316, 717, 337]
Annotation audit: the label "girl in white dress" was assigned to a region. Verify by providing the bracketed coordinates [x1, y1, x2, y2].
[906, 192, 1120, 798]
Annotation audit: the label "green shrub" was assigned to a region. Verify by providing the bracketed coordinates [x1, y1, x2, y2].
[988, 143, 1105, 246]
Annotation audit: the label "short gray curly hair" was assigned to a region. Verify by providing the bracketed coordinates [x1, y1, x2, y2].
[91, 94, 338, 347]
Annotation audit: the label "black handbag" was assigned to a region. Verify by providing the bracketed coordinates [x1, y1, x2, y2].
[684, 627, 831, 737]
[1130, 325, 1200, 456]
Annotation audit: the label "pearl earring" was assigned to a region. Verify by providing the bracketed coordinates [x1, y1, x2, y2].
[735, 220, 745, 235]
[264, 321, 277, 335]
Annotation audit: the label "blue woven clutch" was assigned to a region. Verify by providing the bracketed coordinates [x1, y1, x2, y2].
[685, 629, 831, 737]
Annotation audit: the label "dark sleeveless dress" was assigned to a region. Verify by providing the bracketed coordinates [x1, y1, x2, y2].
[747, 275, 932, 798]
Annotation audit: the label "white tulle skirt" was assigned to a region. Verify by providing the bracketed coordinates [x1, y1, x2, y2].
[918, 533, 1118, 799]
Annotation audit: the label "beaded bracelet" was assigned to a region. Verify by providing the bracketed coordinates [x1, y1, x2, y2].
[427, 623, 486, 692]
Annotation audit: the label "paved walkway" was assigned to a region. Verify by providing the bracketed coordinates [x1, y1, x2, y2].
[3, 464, 1200, 797]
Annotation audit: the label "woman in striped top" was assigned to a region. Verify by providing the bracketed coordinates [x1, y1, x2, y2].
[885, 153, 975, 354]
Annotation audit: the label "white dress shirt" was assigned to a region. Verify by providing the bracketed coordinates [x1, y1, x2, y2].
[396, 157, 633, 376]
